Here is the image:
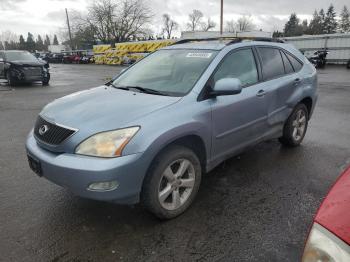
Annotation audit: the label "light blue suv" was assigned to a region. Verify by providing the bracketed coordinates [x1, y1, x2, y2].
[26, 38, 317, 219]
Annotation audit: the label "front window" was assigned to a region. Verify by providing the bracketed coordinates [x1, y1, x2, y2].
[112, 49, 218, 96]
[5, 51, 38, 62]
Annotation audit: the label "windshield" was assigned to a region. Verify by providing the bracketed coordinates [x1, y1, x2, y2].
[112, 49, 218, 96]
[5, 51, 38, 62]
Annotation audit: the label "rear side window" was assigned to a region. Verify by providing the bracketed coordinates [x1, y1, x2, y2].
[280, 51, 294, 74]
[285, 52, 303, 72]
[257, 47, 285, 80]
[213, 48, 258, 86]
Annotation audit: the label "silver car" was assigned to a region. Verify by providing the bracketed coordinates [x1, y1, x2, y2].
[26, 38, 318, 219]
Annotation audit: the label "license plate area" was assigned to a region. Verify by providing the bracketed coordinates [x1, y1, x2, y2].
[27, 154, 42, 177]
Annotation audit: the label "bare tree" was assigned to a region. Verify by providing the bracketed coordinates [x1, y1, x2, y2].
[236, 15, 255, 32]
[83, 0, 152, 43]
[187, 9, 204, 31]
[162, 14, 178, 39]
[225, 19, 235, 33]
[201, 17, 216, 31]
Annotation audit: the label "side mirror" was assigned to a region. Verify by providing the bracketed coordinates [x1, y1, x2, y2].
[211, 78, 242, 96]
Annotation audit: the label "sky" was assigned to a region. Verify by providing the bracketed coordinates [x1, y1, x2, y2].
[0, 0, 349, 41]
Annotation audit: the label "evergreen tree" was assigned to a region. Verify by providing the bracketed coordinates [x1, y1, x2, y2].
[339, 6, 350, 33]
[301, 19, 309, 34]
[284, 13, 303, 36]
[53, 34, 59, 45]
[44, 35, 50, 51]
[19, 35, 26, 50]
[324, 4, 337, 34]
[26, 32, 35, 51]
[36, 35, 44, 51]
[308, 10, 323, 35]
[319, 9, 326, 33]
[0, 41, 4, 50]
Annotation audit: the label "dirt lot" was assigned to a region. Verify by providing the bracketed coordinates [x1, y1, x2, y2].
[0, 64, 349, 262]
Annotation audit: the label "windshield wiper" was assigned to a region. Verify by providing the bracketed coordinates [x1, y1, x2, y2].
[113, 85, 169, 96]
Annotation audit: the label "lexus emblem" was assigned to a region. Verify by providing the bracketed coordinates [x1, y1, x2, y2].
[39, 125, 49, 135]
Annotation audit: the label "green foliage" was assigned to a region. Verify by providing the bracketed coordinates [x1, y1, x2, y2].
[339, 6, 350, 33]
[26, 32, 35, 51]
[284, 13, 303, 36]
[324, 4, 338, 34]
[53, 34, 59, 45]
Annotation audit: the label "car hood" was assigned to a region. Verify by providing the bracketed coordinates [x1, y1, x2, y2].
[40, 86, 182, 133]
[9, 60, 44, 67]
[315, 165, 350, 245]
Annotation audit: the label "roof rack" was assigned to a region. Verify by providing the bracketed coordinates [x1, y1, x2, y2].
[172, 37, 284, 46]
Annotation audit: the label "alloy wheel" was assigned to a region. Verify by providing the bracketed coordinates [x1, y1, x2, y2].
[158, 159, 196, 210]
[292, 109, 307, 141]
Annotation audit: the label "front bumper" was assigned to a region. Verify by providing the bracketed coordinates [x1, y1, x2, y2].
[25, 131, 147, 204]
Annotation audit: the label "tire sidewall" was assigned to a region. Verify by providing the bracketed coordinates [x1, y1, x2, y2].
[284, 104, 309, 146]
[142, 146, 202, 219]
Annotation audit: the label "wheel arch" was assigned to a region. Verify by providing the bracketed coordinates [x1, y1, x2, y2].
[299, 96, 313, 118]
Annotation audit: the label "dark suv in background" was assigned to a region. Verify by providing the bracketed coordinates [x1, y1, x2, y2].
[0, 50, 50, 86]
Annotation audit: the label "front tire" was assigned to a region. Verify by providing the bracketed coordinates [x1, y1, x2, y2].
[141, 145, 202, 219]
[279, 103, 309, 147]
[6, 71, 16, 86]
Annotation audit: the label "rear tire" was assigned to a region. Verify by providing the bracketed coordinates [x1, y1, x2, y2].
[279, 103, 309, 147]
[141, 145, 202, 220]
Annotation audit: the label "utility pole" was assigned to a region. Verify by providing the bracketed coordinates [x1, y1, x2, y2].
[220, 0, 224, 35]
[65, 8, 73, 50]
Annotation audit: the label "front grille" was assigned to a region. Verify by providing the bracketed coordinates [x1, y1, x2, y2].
[23, 67, 42, 77]
[34, 116, 77, 146]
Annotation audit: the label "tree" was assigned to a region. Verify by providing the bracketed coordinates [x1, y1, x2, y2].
[53, 34, 59, 45]
[19, 35, 26, 50]
[308, 10, 323, 35]
[225, 19, 235, 33]
[339, 6, 350, 33]
[36, 35, 44, 51]
[83, 0, 152, 43]
[187, 9, 203, 31]
[272, 31, 284, 38]
[44, 35, 50, 51]
[236, 15, 255, 32]
[0, 41, 4, 50]
[201, 17, 216, 31]
[324, 4, 338, 34]
[319, 9, 326, 33]
[284, 13, 303, 36]
[301, 19, 308, 34]
[26, 32, 35, 51]
[162, 14, 178, 39]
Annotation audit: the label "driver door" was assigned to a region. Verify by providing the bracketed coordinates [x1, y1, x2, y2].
[210, 48, 269, 160]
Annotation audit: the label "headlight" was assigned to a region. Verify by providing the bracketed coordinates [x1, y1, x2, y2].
[302, 223, 350, 262]
[75, 127, 139, 158]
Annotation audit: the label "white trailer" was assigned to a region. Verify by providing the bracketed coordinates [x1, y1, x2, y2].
[284, 33, 350, 64]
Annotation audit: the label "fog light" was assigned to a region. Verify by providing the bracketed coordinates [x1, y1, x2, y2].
[88, 181, 119, 192]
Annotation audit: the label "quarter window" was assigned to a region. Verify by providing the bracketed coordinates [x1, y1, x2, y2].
[285, 52, 303, 72]
[258, 47, 285, 80]
[280, 51, 294, 74]
[213, 48, 258, 86]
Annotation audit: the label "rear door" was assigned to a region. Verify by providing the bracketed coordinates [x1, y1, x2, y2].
[256, 47, 301, 130]
[210, 48, 269, 160]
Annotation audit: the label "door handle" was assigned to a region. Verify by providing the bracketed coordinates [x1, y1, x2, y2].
[256, 89, 266, 97]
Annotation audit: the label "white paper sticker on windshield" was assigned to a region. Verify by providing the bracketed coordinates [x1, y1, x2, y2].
[186, 52, 212, 58]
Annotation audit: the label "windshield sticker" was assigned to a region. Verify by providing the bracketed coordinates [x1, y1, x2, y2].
[186, 53, 212, 58]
